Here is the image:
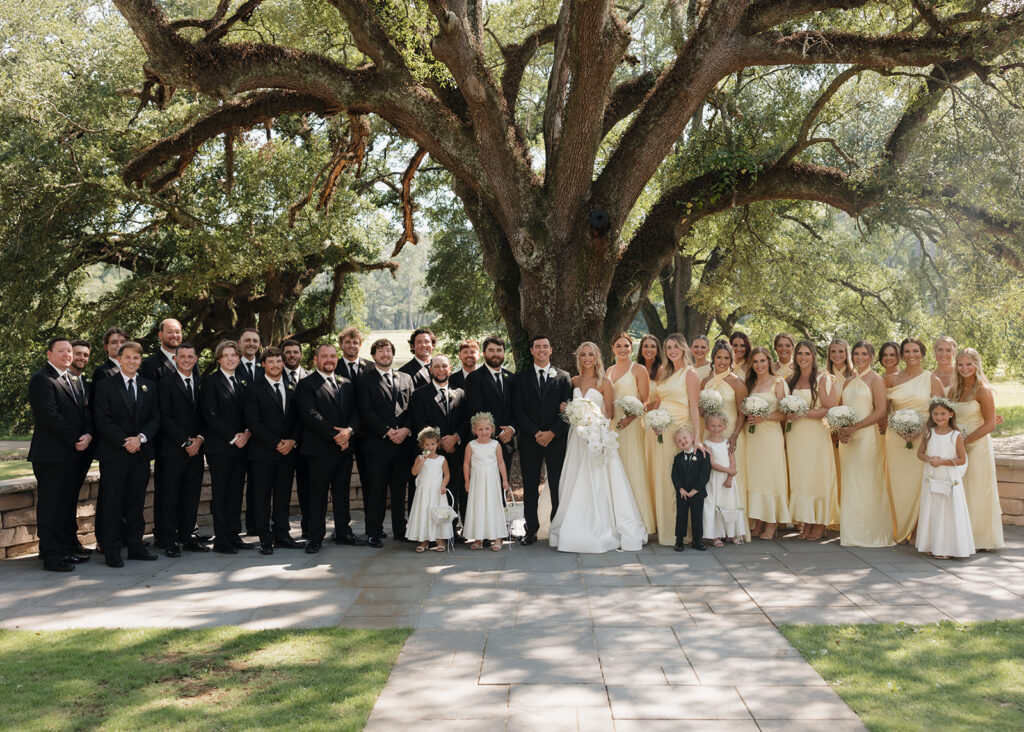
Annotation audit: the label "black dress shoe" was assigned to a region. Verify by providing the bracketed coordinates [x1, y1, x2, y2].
[165, 544, 182, 558]
[127, 550, 159, 561]
[233, 540, 255, 550]
[519, 533, 537, 546]
[44, 559, 74, 572]
[275, 536, 305, 549]
[105, 555, 125, 568]
[182, 539, 211, 552]
[213, 544, 239, 555]
[334, 531, 366, 546]
[366, 536, 383, 549]
[674, 542, 685, 552]
[259, 543, 274, 555]
[191, 531, 213, 543]
[691, 542, 707, 551]
[305, 541, 321, 554]
[63, 553, 90, 564]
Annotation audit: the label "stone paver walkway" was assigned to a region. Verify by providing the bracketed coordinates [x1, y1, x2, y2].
[2, 520, 1023, 731]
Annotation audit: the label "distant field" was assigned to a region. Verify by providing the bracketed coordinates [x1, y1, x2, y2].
[357, 329, 415, 365]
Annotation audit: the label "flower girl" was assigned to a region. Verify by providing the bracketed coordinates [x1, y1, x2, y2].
[702, 413, 746, 546]
[463, 412, 511, 551]
[406, 427, 452, 553]
[915, 398, 974, 559]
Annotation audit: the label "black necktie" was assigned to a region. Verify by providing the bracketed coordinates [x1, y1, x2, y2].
[184, 377, 194, 404]
[385, 372, 400, 414]
[244, 362, 254, 381]
[349, 362, 359, 380]
[274, 381, 285, 412]
[288, 370, 297, 387]
[538, 369, 546, 388]
[127, 377, 136, 405]
[63, 374, 79, 406]
[494, 372, 502, 394]
[440, 387, 449, 415]
[229, 375, 238, 394]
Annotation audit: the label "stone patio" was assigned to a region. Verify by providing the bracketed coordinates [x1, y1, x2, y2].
[3, 511, 1023, 731]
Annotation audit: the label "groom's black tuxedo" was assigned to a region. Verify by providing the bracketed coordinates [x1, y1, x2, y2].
[464, 366, 515, 464]
[511, 364, 572, 536]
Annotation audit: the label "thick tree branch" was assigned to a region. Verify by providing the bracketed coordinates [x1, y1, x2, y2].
[779, 65, 863, 167]
[741, 1, 872, 35]
[392, 147, 427, 257]
[602, 71, 659, 135]
[499, 24, 558, 114]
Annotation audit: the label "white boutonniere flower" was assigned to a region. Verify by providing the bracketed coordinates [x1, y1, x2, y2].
[546, 367, 556, 379]
[287, 384, 295, 391]
[141, 384, 148, 392]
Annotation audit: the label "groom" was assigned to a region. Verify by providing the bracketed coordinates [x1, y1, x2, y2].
[512, 335, 572, 545]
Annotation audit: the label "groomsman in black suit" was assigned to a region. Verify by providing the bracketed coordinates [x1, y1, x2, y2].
[244, 347, 304, 554]
[447, 339, 479, 390]
[511, 335, 572, 545]
[156, 343, 207, 557]
[334, 326, 373, 541]
[295, 343, 363, 553]
[92, 341, 160, 567]
[200, 340, 253, 554]
[281, 338, 311, 537]
[410, 355, 469, 530]
[238, 328, 263, 535]
[90, 327, 127, 397]
[356, 338, 415, 547]
[67, 339, 96, 546]
[28, 337, 93, 571]
[398, 327, 435, 390]
[464, 335, 516, 466]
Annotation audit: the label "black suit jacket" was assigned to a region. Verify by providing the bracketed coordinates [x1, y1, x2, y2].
[139, 351, 176, 382]
[199, 370, 248, 455]
[398, 358, 431, 390]
[410, 384, 470, 444]
[448, 369, 477, 391]
[237, 360, 263, 384]
[356, 368, 415, 454]
[92, 374, 160, 462]
[90, 359, 120, 400]
[337, 357, 373, 384]
[28, 363, 92, 464]
[512, 366, 572, 438]
[157, 372, 203, 458]
[244, 377, 301, 461]
[671, 451, 711, 498]
[295, 372, 359, 456]
[464, 367, 513, 428]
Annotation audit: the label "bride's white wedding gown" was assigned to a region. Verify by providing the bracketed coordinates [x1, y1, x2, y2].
[549, 387, 649, 553]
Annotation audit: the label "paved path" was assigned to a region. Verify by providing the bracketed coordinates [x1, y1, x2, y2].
[3, 519, 1023, 730]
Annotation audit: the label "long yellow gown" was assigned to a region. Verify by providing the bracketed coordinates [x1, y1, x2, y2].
[745, 381, 791, 524]
[704, 370, 750, 540]
[696, 363, 711, 381]
[651, 367, 694, 545]
[885, 371, 933, 542]
[839, 371, 894, 546]
[954, 398, 1005, 549]
[612, 368, 655, 534]
[829, 373, 847, 519]
[786, 382, 839, 525]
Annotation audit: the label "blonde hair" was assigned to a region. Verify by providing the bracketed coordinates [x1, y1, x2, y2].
[574, 341, 605, 387]
[417, 426, 441, 446]
[949, 347, 987, 402]
[470, 412, 495, 430]
[674, 425, 695, 439]
[660, 333, 693, 381]
[704, 412, 729, 429]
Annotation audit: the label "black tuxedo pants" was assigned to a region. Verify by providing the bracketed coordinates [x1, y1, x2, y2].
[157, 454, 204, 545]
[97, 459, 151, 557]
[305, 451, 355, 543]
[442, 449, 467, 526]
[207, 451, 246, 546]
[363, 449, 412, 539]
[518, 437, 566, 535]
[295, 456, 311, 536]
[151, 454, 166, 544]
[245, 463, 258, 534]
[68, 448, 94, 547]
[250, 458, 296, 544]
[32, 461, 82, 562]
[675, 493, 705, 545]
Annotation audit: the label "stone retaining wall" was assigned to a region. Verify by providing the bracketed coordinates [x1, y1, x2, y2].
[997, 455, 1024, 526]
[0, 467, 363, 559]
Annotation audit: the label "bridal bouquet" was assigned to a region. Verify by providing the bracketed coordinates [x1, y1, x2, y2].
[698, 389, 725, 417]
[826, 406, 858, 433]
[645, 409, 673, 443]
[613, 395, 645, 418]
[778, 394, 809, 432]
[563, 398, 602, 428]
[564, 398, 619, 459]
[741, 396, 770, 433]
[889, 409, 924, 449]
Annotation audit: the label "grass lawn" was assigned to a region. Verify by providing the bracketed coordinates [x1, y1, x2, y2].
[781, 619, 1024, 731]
[0, 627, 410, 731]
[0, 459, 35, 481]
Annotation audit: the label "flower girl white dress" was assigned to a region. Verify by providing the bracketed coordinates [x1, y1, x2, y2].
[915, 430, 974, 558]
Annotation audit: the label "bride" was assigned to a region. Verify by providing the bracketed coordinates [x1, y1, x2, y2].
[549, 342, 649, 553]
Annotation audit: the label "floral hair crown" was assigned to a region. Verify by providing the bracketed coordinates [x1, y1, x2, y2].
[929, 396, 956, 413]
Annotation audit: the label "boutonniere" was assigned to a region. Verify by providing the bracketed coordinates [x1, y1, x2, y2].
[70, 374, 80, 381]
[546, 367, 556, 378]
[287, 384, 295, 391]
[141, 384, 149, 392]
[239, 380, 248, 387]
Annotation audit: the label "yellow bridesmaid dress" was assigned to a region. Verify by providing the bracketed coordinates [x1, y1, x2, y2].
[885, 372, 932, 542]
[829, 373, 846, 516]
[651, 367, 694, 545]
[612, 369, 656, 534]
[786, 381, 839, 526]
[696, 363, 711, 381]
[775, 361, 794, 381]
[839, 371, 894, 546]
[954, 398, 1005, 550]
[733, 361, 748, 382]
[745, 381, 791, 524]
[704, 370, 750, 540]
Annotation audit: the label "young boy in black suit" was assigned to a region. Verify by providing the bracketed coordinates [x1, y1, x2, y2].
[671, 426, 710, 552]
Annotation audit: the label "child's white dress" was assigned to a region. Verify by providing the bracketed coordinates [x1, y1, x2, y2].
[915, 430, 974, 558]
[406, 455, 454, 542]
[462, 439, 507, 541]
[702, 440, 747, 539]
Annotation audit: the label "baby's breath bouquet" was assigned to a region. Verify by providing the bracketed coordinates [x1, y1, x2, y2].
[741, 396, 770, 434]
[888, 409, 925, 449]
[698, 389, 725, 417]
[645, 409, 673, 443]
[826, 406, 857, 432]
[778, 394, 809, 432]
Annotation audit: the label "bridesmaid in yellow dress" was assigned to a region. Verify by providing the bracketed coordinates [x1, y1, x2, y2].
[885, 337, 944, 543]
[637, 334, 664, 528]
[608, 332, 656, 535]
[826, 338, 854, 507]
[649, 333, 703, 546]
[951, 348, 1004, 550]
[773, 333, 796, 380]
[730, 331, 752, 381]
[744, 347, 791, 539]
[932, 336, 958, 396]
[701, 341, 749, 539]
[785, 341, 839, 540]
[837, 342, 895, 547]
[691, 335, 711, 381]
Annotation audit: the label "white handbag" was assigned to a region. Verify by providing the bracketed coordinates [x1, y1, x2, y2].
[928, 478, 953, 496]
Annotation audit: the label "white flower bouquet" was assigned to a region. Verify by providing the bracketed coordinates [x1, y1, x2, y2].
[564, 397, 619, 458]
[613, 395, 645, 418]
[889, 409, 924, 449]
[563, 398, 602, 428]
[741, 396, 770, 433]
[778, 394, 809, 432]
[826, 406, 858, 432]
[698, 389, 725, 417]
[645, 408, 673, 443]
